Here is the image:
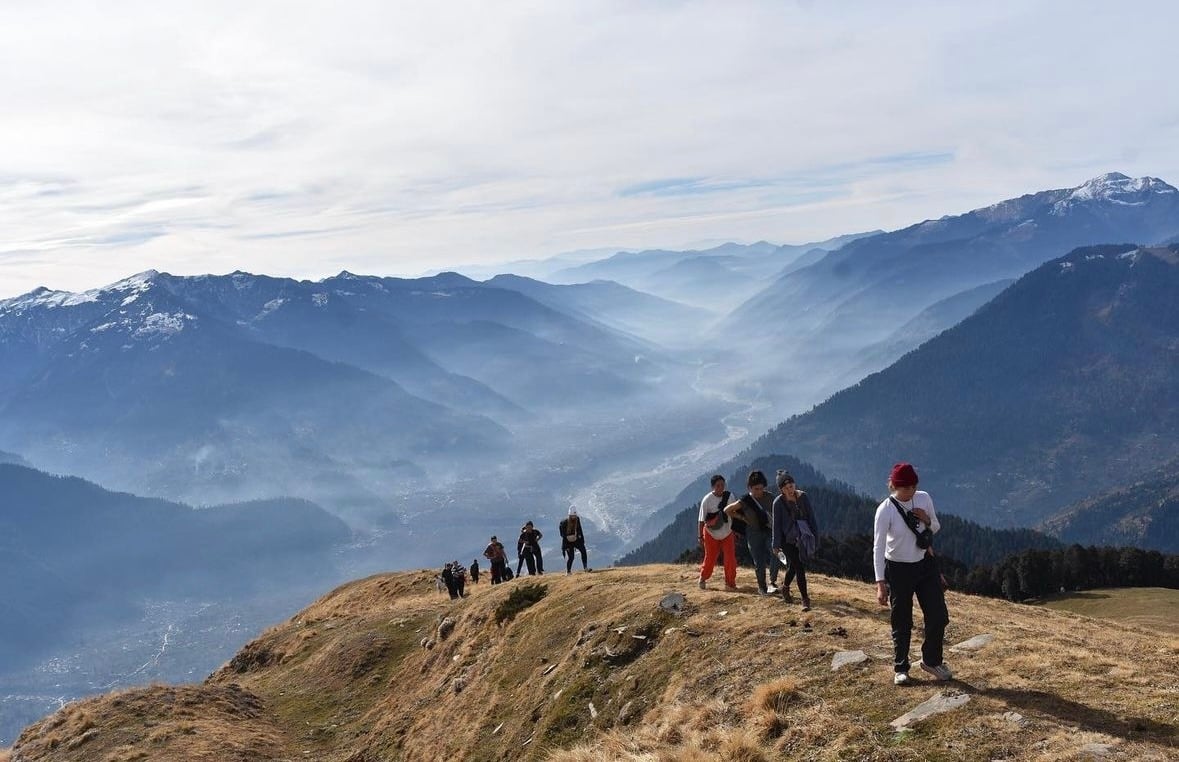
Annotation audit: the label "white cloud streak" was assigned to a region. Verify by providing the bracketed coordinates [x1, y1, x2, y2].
[1, 0, 1177, 296]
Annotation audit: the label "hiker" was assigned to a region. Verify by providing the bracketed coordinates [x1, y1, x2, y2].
[697, 474, 737, 590]
[434, 572, 446, 595]
[484, 535, 508, 584]
[873, 462, 951, 686]
[441, 562, 459, 599]
[470, 559, 480, 585]
[772, 470, 818, 610]
[518, 521, 544, 576]
[452, 560, 467, 597]
[560, 507, 590, 573]
[516, 525, 537, 577]
[725, 470, 781, 596]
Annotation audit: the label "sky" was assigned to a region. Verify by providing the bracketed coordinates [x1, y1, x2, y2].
[2, 0, 1178, 298]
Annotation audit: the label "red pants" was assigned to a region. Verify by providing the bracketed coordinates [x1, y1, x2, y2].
[700, 531, 737, 586]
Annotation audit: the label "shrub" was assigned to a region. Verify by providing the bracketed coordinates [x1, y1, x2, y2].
[494, 583, 548, 625]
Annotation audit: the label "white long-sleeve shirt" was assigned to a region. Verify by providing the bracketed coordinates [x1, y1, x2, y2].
[872, 490, 941, 582]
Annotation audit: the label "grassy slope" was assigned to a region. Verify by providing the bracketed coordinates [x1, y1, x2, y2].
[9, 568, 1178, 761]
[1040, 588, 1179, 636]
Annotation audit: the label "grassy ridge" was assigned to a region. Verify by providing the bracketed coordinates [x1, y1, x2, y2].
[1040, 587, 1179, 635]
[10, 567, 1179, 761]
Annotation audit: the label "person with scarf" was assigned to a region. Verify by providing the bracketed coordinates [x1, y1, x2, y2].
[772, 470, 818, 610]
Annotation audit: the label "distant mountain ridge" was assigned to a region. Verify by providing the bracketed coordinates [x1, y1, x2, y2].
[718, 173, 1179, 401]
[1042, 457, 1179, 553]
[741, 243, 1179, 532]
[0, 268, 679, 510]
[0, 462, 350, 667]
[548, 232, 879, 304]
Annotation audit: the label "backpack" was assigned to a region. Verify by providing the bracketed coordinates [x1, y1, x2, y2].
[705, 491, 731, 529]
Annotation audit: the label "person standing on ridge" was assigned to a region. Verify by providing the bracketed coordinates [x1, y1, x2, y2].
[725, 470, 781, 595]
[873, 462, 951, 686]
[560, 507, 590, 573]
[441, 562, 458, 599]
[519, 520, 544, 575]
[698, 474, 737, 590]
[452, 559, 467, 597]
[516, 523, 538, 576]
[469, 558, 480, 585]
[484, 535, 508, 584]
[772, 471, 818, 610]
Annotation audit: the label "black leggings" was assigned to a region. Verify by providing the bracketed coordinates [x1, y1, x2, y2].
[780, 543, 808, 599]
[564, 541, 587, 572]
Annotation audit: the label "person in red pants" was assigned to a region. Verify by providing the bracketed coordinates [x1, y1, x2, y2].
[697, 474, 738, 590]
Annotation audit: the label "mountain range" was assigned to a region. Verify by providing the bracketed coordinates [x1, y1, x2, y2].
[731, 243, 1179, 529]
[0, 462, 353, 742]
[0, 269, 710, 517]
[548, 233, 877, 305]
[717, 172, 1179, 405]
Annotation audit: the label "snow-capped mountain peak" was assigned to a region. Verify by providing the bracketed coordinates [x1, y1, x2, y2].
[1060, 172, 1177, 206]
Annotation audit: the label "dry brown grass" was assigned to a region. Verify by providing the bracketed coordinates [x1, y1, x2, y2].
[10, 566, 1179, 761]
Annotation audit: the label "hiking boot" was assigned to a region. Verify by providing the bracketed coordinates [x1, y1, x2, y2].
[919, 661, 953, 681]
[801, 597, 811, 611]
[781, 590, 794, 603]
[893, 672, 911, 686]
[698, 579, 707, 590]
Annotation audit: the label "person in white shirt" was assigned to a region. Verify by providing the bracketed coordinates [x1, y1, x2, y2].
[873, 462, 952, 685]
[697, 474, 738, 590]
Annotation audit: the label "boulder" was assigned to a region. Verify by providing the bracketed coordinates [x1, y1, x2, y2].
[890, 691, 970, 729]
[831, 650, 869, 671]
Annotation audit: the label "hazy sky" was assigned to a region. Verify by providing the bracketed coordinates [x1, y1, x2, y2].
[2, 0, 1177, 297]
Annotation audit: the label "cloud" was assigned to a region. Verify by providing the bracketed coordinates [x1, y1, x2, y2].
[1, 1, 1178, 296]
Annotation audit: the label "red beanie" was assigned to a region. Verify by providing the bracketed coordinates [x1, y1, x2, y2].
[890, 462, 919, 487]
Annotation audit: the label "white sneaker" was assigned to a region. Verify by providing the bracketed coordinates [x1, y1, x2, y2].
[893, 672, 911, 686]
[919, 661, 953, 681]
[766, 584, 779, 595]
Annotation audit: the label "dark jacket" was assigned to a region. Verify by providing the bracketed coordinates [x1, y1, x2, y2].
[559, 516, 585, 547]
[737, 492, 773, 533]
[772, 491, 818, 549]
[518, 527, 543, 555]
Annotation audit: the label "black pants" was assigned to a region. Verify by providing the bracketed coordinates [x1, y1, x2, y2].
[780, 543, 808, 599]
[885, 556, 949, 673]
[517, 551, 537, 576]
[564, 540, 587, 572]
